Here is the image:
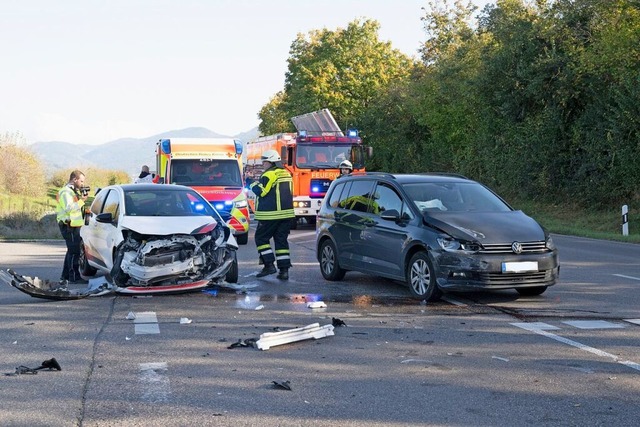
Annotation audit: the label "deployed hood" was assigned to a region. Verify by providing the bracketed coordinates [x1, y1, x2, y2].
[423, 210, 546, 243]
[120, 216, 218, 236]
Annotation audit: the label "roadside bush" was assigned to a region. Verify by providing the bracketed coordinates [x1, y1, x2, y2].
[0, 134, 47, 198]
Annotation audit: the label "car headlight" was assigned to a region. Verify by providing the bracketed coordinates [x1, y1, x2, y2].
[234, 200, 248, 209]
[546, 235, 556, 250]
[437, 237, 481, 253]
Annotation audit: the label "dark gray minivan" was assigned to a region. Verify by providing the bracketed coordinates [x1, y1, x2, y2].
[315, 173, 559, 300]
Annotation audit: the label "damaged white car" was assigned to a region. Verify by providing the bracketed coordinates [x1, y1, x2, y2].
[2, 184, 239, 300]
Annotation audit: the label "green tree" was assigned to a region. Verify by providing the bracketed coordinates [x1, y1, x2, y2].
[260, 19, 414, 133]
[258, 91, 294, 135]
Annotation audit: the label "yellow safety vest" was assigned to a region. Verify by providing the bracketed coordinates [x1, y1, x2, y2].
[56, 185, 84, 227]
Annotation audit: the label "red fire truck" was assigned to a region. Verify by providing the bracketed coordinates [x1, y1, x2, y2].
[245, 110, 371, 226]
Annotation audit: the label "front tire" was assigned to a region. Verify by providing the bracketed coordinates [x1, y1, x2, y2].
[406, 252, 441, 301]
[79, 240, 97, 277]
[236, 232, 248, 245]
[319, 239, 346, 281]
[225, 251, 239, 283]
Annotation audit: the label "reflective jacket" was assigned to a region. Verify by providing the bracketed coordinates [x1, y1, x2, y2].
[56, 185, 84, 227]
[250, 165, 295, 220]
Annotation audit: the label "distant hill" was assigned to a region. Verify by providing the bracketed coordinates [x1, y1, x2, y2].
[28, 126, 260, 178]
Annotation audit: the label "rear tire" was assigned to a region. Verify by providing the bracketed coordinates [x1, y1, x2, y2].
[79, 240, 97, 277]
[225, 251, 239, 283]
[516, 286, 547, 296]
[406, 252, 441, 301]
[319, 239, 346, 281]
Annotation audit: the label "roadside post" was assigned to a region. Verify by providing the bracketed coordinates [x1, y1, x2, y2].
[622, 204, 629, 236]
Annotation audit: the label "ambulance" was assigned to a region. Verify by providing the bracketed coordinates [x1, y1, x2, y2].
[155, 138, 250, 244]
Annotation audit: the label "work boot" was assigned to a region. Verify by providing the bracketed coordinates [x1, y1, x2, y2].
[256, 264, 276, 278]
[277, 268, 289, 281]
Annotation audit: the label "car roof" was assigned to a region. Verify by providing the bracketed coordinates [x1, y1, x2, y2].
[114, 184, 193, 192]
[347, 172, 473, 185]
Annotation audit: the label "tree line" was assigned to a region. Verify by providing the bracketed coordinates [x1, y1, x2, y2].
[258, 0, 640, 208]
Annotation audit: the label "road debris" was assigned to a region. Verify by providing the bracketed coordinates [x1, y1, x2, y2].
[272, 380, 292, 390]
[306, 301, 327, 309]
[227, 338, 257, 349]
[4, 358, 62, 376]
[1, 269, 112, 300]
[255, 323, 335, 350]
[180, 317, 192, 324]
[332, 317, 347, 327]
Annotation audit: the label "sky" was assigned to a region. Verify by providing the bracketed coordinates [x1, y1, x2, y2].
[1, 0, 492, 145]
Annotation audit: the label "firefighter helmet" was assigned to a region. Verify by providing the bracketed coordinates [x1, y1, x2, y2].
[261, 150, 281, 163]
[339, 160, 353, 171]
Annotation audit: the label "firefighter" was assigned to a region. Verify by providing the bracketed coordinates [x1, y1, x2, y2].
[338, 160, 353, 177]
[247, 150, 295, 280]
[56, 169, 89, 284]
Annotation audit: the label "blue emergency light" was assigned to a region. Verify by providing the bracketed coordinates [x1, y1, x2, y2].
[161, 139, 171, 154]
[234, 139, 243, 155]
[311, 185, 320, 193]
[347, 129, 359, 138]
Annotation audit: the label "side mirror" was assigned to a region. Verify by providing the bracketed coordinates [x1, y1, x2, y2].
[96, 212, 114, 224]
[380, 209, 400, 221]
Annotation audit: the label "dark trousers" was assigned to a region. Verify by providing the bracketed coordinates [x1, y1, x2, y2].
[59, 223, 82, 282]
[255, 219, 292, 270]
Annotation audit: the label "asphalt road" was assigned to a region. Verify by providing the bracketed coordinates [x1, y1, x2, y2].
[1, 226, 640, 427]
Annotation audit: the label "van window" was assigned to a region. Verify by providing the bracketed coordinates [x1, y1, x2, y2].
[337, 180, 376, 213]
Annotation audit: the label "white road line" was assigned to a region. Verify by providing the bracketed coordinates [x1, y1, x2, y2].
[139, 362, 171, 402]
[613, 273, 640, 281]
[134, 311, 160, 334]
[441, 296, 467, 307]
[512, 323, 640, 372]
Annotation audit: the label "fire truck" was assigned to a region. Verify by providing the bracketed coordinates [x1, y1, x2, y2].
[245, 109, 371, 226]
[155, 137, 250, 244]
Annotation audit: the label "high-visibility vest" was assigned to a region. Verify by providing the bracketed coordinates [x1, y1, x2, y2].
[56, 185, 84, 227]
[250, 166, 295, 220]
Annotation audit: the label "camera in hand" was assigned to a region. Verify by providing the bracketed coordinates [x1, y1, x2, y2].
[80, 186, 91, 197]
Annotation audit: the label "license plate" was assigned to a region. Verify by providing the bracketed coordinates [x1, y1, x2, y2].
[502, 261, 538, 273]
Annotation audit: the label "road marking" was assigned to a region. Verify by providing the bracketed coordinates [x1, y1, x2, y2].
[441, 296, 467, 306]
[562, 320, 625, 329]
[139, 362, 171, 402]
[512, 323, 640, 372]
[134, 311, 160, 334]
[613, 273, 640, 281]
[625, 319, 640, 326]
[512, 322, 559, 331]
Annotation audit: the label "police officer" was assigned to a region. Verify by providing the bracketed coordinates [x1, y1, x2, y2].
[339, 160, 353, 177]
[248, 150, 295, 280]
[56, 170, 89, 284]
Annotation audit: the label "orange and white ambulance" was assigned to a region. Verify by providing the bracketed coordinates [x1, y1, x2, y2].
[155, 138, 250, 244]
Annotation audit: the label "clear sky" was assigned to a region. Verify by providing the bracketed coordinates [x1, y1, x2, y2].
[1, 0, 492, 145]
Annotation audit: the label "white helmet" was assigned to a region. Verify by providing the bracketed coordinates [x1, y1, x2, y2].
[339, 160, 353, 169]
[261, 149, 281, 163]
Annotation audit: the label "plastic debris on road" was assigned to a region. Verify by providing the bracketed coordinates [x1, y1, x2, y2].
[272, 380, 292, 390]
[306, 301, 327, 309]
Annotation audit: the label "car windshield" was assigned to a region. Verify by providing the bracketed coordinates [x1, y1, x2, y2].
[402, 182, 512, 213]
[171, 159, 243, 187]
[124, 188, 218, 217]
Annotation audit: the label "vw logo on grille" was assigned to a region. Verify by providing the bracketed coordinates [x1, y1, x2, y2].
[511, 241, 523, 254]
